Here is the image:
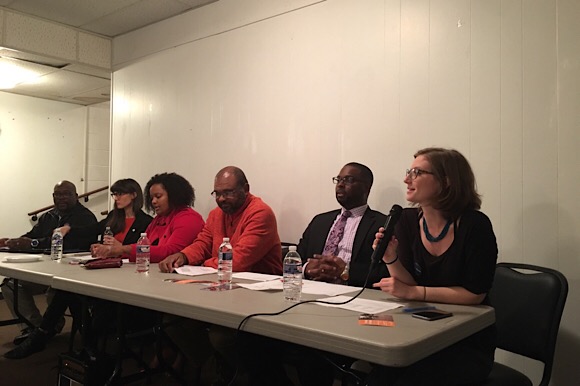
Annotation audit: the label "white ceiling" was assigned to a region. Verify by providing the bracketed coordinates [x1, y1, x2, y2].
[0, 0, 218, 105]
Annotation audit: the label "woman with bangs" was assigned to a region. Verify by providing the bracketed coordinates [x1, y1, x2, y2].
[62, 178, 153, 248]
[98, 178, 153, 247]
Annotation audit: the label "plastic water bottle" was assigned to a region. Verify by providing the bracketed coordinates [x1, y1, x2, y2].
[51, 228, 63, 260]
[283, 246, 302, 302]
[136, 233, 150, 273]
[218, 237, 233, 286]
[103, 226, 114, 245]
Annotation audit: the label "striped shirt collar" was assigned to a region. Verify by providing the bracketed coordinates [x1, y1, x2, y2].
[341, 204, 368, 218]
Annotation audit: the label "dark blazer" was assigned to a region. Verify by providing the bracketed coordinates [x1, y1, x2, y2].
[297, 207, 389, 288]
[68, 209, 153, 246]
[24, 202, 98, 251]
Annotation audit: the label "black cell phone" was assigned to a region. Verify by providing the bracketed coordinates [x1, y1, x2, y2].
[411, 310, 453, 321]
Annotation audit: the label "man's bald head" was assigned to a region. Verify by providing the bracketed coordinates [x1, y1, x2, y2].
[53, 180, 78, 213]
[215, 166, 248, 187]
[213, 166, 250, 214]
[55, 180, 77, 194]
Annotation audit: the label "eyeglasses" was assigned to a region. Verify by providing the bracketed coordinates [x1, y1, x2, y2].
[405, 168, 434, 180]
[211, 189, 238, 199]
[110, 192, 129, 198]
[332, 176, 358, 185]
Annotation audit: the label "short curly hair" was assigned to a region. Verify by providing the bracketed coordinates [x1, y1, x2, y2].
[144, 172, 195, 213]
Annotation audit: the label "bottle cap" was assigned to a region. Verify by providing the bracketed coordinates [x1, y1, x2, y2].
[223, 237, 230, 242]
[289, 245, 297, 251]
[140, 233, 147, 236]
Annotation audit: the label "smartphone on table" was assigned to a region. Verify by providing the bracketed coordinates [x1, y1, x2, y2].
[411, 310, 453, 321]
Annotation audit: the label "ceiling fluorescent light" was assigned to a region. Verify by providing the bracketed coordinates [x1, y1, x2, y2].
[0, 57, 43, 89]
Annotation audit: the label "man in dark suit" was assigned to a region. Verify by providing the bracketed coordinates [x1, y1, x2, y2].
[241, 163, 390, 386]
[298, 162, 388, 287]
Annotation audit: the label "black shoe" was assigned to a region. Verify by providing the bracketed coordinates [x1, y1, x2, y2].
[13, 327, 34, 346]
[4, 329, 48, 359]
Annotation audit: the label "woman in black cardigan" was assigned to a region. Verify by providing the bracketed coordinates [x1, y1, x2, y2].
[71, 178, 153, 248]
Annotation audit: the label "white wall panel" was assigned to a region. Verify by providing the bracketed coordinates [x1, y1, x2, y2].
[428, 0, 471, 147]
[380, 0, 403, 204]
[552, 0, 580, 383]
[499, 0, 524, 265]
[112, 0, 580, 383]
[470, 0, 501, 225]
[399, 0, 430, 153]
[522, 0, 559, 270]
[0, 92, 88, 235]
[113, 0, 326, 67]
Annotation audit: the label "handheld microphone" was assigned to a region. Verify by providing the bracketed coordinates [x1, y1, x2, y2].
[371, 204, 403, 266]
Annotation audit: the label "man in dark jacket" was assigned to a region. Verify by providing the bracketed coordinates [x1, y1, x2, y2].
[242, 163, 390, 386]
[298, 162, 388, 287]
[0, 180, 97, 343]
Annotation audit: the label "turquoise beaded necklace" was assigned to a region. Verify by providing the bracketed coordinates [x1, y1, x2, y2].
[422, 217, 453, 242]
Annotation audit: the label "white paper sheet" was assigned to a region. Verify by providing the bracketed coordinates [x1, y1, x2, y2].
[3, 255, 43, 263]
[174, 266, 217, 276]
[302, 281, 360, 296]
[233, 272, 282, 281]
[62, 253, 93, 264]
[237, 279, 361, 296]
[238, 280, 284, 291]
[315, 295, 401, 314]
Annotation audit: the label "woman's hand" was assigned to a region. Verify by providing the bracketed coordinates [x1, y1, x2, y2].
[372, 277, 422, 300]
[91, 243, 111, 257]
[373, 227, 398, 264]
[104, 236, 121, 248]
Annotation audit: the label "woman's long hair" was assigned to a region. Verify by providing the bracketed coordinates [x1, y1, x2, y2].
[107, 179, 144, 234]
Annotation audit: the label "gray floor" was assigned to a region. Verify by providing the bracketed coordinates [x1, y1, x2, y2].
[0, 293, 349, 386]
[0, 293, 187, 385]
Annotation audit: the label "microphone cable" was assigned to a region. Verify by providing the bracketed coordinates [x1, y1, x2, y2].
[227, 262, 382, 386]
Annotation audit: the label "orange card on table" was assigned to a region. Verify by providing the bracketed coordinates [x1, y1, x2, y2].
[358, 313, 395, 327]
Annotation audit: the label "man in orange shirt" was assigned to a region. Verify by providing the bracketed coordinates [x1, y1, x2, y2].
[159, 165, 281, 274]
[158, 166, 282, 385]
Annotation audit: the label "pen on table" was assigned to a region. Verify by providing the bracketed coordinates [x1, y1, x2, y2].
[402, 306, 436, 313]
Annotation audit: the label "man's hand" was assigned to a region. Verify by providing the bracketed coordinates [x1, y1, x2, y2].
[59, 225, 71, 237]
[0, 238, 8, 248]
[304, 254, 346, 283]
[6, 237, 33, 251]
[159, 252, 187, 273]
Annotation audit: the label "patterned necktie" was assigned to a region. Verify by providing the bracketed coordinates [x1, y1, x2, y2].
[322, 210, 352, 256]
